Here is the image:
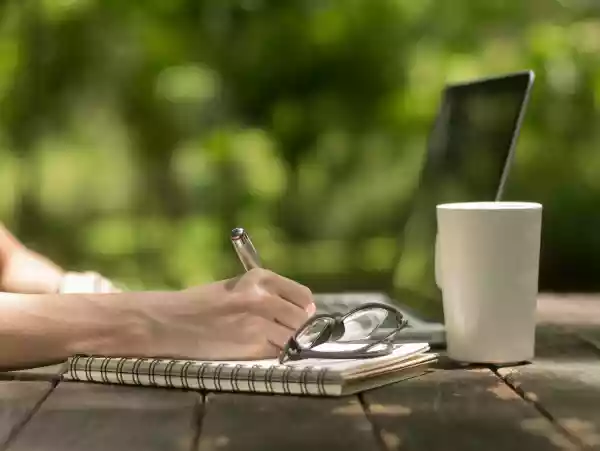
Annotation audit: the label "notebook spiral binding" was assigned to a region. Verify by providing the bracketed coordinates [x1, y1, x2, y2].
[66, 355, 333, 396]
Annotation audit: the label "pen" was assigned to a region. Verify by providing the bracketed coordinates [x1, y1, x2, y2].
[231, 227, 316, 316]
[231, 227, 262, 271]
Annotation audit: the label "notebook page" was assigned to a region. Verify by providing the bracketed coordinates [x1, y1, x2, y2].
[343, 352, 438, 380]
[162, 343, 429, 373]
[286, 342, 430, 377]
[183, 342, 430, 376]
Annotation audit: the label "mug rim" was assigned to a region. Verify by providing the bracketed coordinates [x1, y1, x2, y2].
[437, 201, 542, 211]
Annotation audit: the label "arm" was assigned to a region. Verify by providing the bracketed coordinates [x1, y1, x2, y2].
[0, 224, 65, 294]
[0, 224, 119, 294]
[0, 269, 315, 371]
[0, 224, 137, 369]
[0, 290, 157, 371]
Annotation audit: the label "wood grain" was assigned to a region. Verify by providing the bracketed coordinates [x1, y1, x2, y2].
[362, 368, 579, 451]
[5, 382, 202, 451]
[0, 381, 54, 448]
[573, 328, 600, 353]
[537, 294, 600, 328]
[497, 326, 600, 450]
[537, 294, 600, 354]
[196, 393, 381, 451]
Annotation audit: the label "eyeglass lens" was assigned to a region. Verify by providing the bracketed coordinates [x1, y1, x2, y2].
[295, 317, 334, 348]
[337, 307, 390, 341]
[295, 307, 392, 349]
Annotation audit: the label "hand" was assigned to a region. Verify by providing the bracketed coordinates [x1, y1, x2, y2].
[136, 269, 316, 361]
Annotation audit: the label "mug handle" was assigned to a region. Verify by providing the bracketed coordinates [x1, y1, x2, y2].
[435, 231, 442, 290]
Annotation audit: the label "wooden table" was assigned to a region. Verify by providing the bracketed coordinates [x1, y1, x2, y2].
[0, 294, 599, 451]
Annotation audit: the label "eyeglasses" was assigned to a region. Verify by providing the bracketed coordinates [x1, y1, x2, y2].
[279, 302, 409, 364]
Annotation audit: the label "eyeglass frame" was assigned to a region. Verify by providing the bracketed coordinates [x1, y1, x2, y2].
[278, 302, 409, 364]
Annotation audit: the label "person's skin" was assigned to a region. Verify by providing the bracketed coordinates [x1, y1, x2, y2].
[0, 223, 316, 371]
[0, 225, 66, 294]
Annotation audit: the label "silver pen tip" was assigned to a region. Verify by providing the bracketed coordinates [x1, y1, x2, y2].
[231, 227, 245, 240]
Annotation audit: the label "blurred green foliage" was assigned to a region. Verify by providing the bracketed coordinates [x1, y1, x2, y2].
[0, 0, 599, 293]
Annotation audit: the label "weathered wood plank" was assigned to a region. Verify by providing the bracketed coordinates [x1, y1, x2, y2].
[0, 381, 54, 448]
[6, 382, 202, 451]
[497, 326, 600, 450]
[537, 294, 600, 328]
[362, 368, 579, 451]
[196, 393, 381, 451]
[536, 293, 600, 352]
[573, 328, 600, 353]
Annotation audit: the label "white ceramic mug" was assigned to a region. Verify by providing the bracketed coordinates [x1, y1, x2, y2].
[436, 201, 543, 364]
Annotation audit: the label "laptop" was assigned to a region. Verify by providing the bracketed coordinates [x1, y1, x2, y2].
[313, 70, 536, 347]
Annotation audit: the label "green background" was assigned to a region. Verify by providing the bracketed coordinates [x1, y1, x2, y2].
[1, 0, 599, 296]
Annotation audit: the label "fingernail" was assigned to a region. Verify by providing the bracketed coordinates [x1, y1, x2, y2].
[306, 303, 316, 316]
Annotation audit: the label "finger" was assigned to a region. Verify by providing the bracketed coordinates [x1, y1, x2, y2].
[262, 272, 314, 310]
[266, 321, 297, 350]
[257, 295, 309, 331]
[246, 296, 308, 334]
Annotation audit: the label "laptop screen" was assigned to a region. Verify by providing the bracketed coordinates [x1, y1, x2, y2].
[390, 71, 534, 321]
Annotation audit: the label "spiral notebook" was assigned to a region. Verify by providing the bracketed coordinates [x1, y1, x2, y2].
[64, 342, 437, 397]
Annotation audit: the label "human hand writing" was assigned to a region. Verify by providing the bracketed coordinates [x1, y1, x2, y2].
[134, 268, 316, 361]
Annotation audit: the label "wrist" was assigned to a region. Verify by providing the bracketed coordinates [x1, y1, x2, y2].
[66, 290, 173, 358]
[61, 292, 141, 357]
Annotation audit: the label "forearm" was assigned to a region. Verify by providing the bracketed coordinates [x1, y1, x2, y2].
[0, 290, 163, 370]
